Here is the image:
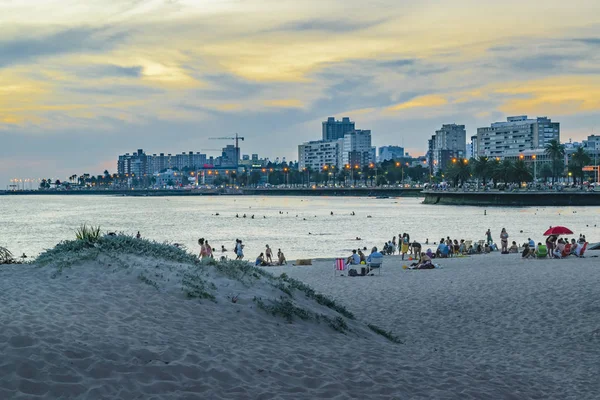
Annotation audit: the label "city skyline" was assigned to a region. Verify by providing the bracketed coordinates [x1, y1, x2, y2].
[2, 0, 600, 184]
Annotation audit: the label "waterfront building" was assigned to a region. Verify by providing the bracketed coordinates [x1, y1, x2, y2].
[322, 117, 355, 141]
[378, 146, 405, 162]
[118, 149, 149, 176]
[342, 130, 374, 167]
[298, 139, 344, 171]
[476, 116, 560, 158]
[428, 124, 466, 172]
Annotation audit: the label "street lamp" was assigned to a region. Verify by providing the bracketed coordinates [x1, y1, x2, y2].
[532, 154, 537, 182]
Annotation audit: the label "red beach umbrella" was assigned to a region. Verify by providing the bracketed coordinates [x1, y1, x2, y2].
[543, 226, 574, 236]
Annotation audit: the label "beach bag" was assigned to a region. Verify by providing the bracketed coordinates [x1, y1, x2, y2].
[348, 269, 358, 277]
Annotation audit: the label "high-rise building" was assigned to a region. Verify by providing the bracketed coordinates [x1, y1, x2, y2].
[378, 146, 405, 162]
[476, 116, 560, 158]
[298, 139, 344, 171]
[322, 117, 355, 141]
[342, 130, 374, 167]
[428, 124, 466, 172]
[118, 149, 149, 176]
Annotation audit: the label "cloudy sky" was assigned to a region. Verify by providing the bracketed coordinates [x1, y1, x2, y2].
[1, 0, 600, 185]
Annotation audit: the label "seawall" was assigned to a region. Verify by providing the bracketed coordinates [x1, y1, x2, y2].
[422, 191, 600, 206]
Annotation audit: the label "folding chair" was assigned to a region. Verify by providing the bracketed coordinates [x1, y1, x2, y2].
[367, 254, 383, 275]
[334, 258, 347, 277]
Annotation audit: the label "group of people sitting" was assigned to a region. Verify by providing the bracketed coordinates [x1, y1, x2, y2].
[255, 244, 287, 266]
[522, 235, 587, 259]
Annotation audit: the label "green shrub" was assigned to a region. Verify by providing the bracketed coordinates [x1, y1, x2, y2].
[75, 224, 101, 243]
[368, 324, 403, 344]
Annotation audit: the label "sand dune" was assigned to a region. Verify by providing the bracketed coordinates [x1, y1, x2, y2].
[1, 238, 598, 399]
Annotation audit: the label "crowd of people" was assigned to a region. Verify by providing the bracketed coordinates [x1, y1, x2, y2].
[197, 238, 287, 266]
[521, 234, 588, 259]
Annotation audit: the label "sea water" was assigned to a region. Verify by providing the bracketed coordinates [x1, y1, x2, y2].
[1, 195, 598, 260]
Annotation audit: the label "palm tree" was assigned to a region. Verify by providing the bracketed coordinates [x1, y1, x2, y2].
[545, 140, 565, 183]
[540, 163, 553, 183]
[512, 159, 533, 183]
[569, 147, 591, 184]
[446, 159, 471, 186]
[472, 156, 490, 186]
[493, 159, 513, 185]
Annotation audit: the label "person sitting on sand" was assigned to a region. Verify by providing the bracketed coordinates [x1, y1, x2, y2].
[413, 252, 434, 269]
[553, 239, 566, 258]
[468, 245, 476, 255]
[346, 249, 360, 266]
[255, 253, 269, 267]
[277, 249, 287, 265]
[358, 250, 366, 264]
[436, 240, 449, 258]
[509, 241, 519, 253]
[522, 244, 534, 258]
[570, 239, 579, 255]
[528, 238, 535, 248]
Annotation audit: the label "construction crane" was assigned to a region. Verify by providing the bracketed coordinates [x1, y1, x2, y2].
[209, 133, 245, 149]
[208, 133, 245, 162]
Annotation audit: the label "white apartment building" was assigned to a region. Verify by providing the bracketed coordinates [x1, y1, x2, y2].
[476, 116, 560, 158]
[298, 139, 343, 170]
[428, 124, 466, 172]
[342, 129, 374, 167]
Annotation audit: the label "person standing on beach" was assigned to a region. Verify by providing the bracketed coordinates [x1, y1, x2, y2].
[136, 231, 141, 239]
[198, 238, 208, 260]
[235, 240, 245, 260]
[486, 229, 493, 245]
[265, 245, 273, 263]
[500, 228, 509, 253]
[401, 233, 410, 260]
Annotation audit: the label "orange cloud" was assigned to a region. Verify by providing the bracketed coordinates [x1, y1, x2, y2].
[496, 76, 600, 116]
[263, 99, 304, 108]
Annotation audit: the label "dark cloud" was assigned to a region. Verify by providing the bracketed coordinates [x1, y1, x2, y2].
[487, 45, 518, 52]
[377, 59, 416, 68]
[510, 54, 571, 72]
[573, 38, 600, 46]
[77, 64, 144, 78]
[267, 18, 387, 33]
[0, 27, 129, 68]
[195, 74, 266, 101]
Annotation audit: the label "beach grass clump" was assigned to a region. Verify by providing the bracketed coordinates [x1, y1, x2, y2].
[0, 246, 17, 265]
[277, 274, 355, 320]
[368, 324, 403, 344]
[138, 273, 160, 290]
[75, 224, 102, 243]
[253, 297, 312, 323]
[182, 271, 216, 301]
[321, 315, 349, 333]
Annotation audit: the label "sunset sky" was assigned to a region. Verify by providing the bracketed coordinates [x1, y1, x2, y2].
[1, 0, 600, 184]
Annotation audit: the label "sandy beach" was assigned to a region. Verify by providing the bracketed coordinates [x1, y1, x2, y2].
[1, 238, 598, 399]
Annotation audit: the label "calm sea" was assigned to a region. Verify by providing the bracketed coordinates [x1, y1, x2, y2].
[1, 195, 598, 260]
